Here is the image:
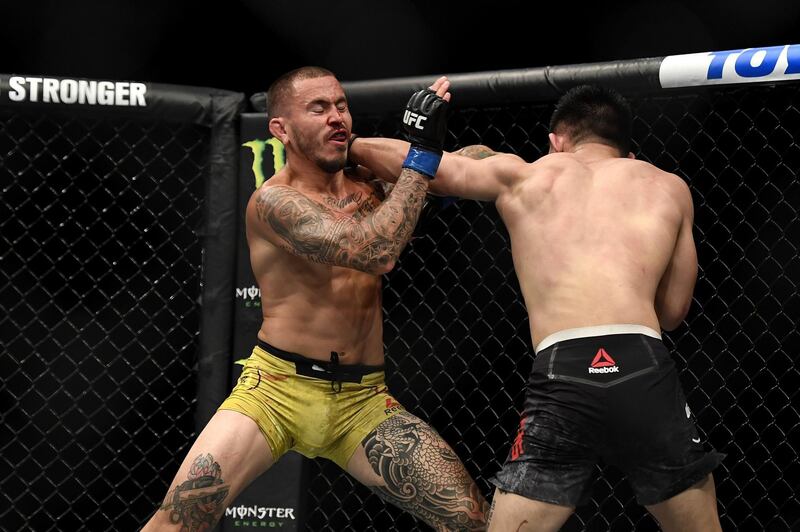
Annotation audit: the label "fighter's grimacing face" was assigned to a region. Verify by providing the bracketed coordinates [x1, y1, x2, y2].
[285, 76, 352, 173]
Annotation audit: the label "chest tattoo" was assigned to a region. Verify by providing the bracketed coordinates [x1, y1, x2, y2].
[323, 191, 380, 220]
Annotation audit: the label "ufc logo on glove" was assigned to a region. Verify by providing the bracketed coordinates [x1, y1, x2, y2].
[402, 110, 427, 130]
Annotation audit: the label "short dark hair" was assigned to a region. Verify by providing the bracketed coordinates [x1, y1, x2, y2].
[267, 66, 337, 118]
[549, 85, 632, 155]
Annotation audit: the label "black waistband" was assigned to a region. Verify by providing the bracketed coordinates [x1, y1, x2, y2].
[257, 339, 385, 389]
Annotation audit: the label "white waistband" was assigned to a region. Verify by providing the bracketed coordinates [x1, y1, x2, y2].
[535, 324, 662, 354]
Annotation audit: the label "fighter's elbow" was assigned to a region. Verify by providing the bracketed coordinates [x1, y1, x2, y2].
[657, 300, 692, 331]
[368, 258, 396, 275]
[658, 316, 682, 332]
[378, 259, 397, 274]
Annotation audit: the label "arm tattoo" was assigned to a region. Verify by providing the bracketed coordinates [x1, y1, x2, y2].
[158, 453, 230, 531]
[255, 169, 428, 273]
[454, 145, 498, 160]
[370, 179, 394, 200]
[362, 411, 488, 530]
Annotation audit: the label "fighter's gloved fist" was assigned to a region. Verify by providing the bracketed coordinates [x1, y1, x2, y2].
[401, 88, 449, 179]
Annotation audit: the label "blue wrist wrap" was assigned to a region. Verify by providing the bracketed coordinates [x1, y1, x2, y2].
[402, 146, 441, 179]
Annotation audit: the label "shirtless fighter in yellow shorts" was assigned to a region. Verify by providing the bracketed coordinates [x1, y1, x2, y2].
[142, 69, 487, 531]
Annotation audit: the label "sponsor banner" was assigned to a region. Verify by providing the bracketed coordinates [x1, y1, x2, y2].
[224, 504, 298, 529]
[223, 113, 306, 531]
[236, 285, 262, 309]
[0, 75, 147, 106]
[659, 44, 800, 88]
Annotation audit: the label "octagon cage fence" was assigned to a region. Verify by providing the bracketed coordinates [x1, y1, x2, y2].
[2, 50, 799, 532]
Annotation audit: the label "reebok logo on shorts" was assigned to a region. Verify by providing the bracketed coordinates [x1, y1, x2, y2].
[588, 348, 620, 374]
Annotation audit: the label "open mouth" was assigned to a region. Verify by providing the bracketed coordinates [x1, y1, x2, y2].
[329, 130, 348, 143]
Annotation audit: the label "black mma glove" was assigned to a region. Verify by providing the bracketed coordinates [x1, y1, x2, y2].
[401, 88, 449, 179]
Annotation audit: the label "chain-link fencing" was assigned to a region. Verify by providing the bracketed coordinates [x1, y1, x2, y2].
[0, 81, 244, 530]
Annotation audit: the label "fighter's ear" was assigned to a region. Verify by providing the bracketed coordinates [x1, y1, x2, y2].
[269, 117, 288, 144]
[627, 151, 636, 159]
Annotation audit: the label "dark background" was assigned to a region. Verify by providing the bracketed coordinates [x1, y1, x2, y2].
[2, 0, 800, 95]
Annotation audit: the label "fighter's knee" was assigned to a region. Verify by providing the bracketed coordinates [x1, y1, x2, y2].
[435, 493, 489, 531]
[437, 515, 487, 532]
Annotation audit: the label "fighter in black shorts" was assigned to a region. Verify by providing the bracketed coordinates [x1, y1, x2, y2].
[349, 84, 725, 530]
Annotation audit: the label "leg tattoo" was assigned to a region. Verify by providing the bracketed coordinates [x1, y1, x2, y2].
[158, 453, 230, 531]
[363, 412, 488, 530]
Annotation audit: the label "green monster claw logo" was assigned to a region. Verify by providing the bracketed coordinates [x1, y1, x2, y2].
[234, 138, 286, 366]
[242, 138, 285, 188]
[236, 138, 284, 368]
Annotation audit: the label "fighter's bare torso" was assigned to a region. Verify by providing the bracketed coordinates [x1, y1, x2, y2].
[495, 151, 689, 346]
[245, 172, 390, 365]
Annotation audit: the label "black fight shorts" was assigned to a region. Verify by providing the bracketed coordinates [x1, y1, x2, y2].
[492, 325, 724, 507]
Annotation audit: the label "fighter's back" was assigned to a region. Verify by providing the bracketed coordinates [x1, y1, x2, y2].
[498, 153, 691, 345]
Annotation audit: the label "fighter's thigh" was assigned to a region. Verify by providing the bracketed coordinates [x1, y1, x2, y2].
[346, 410, 488, 530]
[486, 488, 573, 532]
[142, 410, 275, 531]
[645, 474, 722, 532]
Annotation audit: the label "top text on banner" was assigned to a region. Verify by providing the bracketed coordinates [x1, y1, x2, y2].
[659, 45, 800, 88]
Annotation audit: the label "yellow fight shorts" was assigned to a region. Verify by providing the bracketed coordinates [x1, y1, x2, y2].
[218, 340, 405, 469]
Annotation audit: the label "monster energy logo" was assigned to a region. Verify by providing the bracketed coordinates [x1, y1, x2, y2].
[236, 285, 261, 308]
[225, 505, 295, 528]
[242, 138, 285, 188]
